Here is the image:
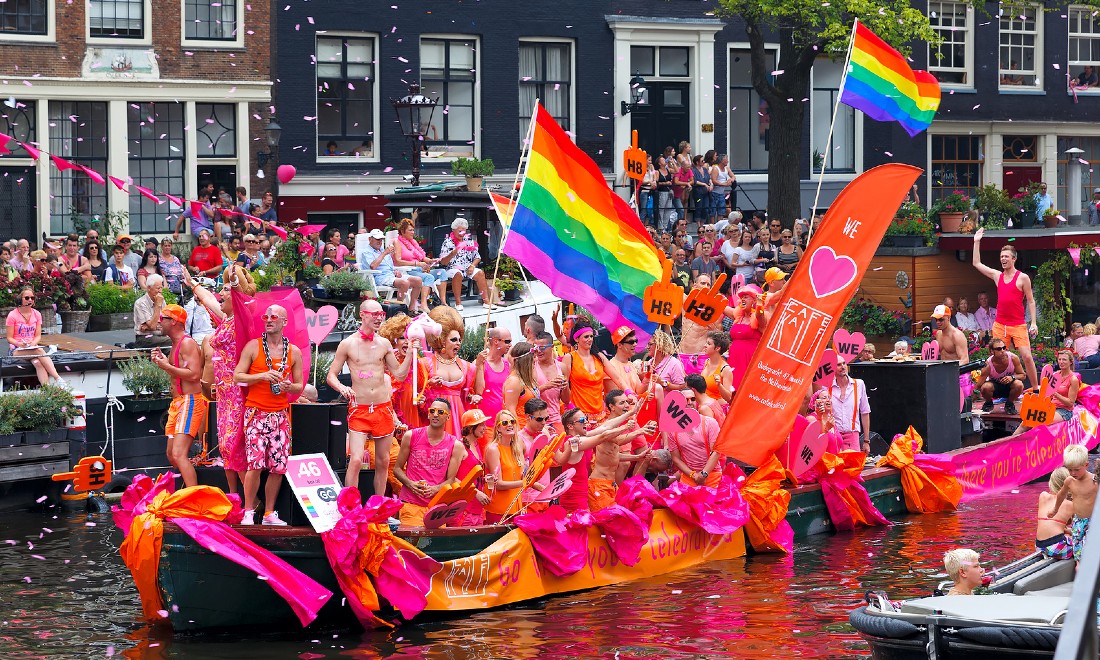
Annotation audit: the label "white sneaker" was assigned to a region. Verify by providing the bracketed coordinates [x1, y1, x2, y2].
[240, 510, 255, 526]
[262, 511, 288, 526]
[455, 304, 464, 311]
[51, 378, 71, 389]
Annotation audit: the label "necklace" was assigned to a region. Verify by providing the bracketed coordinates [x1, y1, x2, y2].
[437, 354, 458, 366]
[263, 333, 290, 395]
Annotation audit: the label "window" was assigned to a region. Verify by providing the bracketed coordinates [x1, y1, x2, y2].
[316, 35, 375, 159]
[0, 0, 47, 36]
[1057, 137, 1100, 212]
[0, 99, 35, 159]
[630, 46, 690, 78]
[928, 1, 971, 86]
[184, 0, 237, 42]
[196, 103, 236, 157]
[729, 47, 774, 172]
[811, 58, 855, 172]
[519, 41, 571, 144]
[1069, 6, 1100, 86]
[49, 102, 109, 234]
[999, 5, 1041, 88]
[89, 0, 144, 39]
[421, 37, 476, 157]
[127, 102, 185, 233]
[930, 135, 983, 202]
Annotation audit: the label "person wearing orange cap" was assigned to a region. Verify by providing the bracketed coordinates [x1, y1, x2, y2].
[676, 273, 724, 375]
[455, 409, 492, 525]
[726, 284, 766, 390]
[150, 303, 207, 488]
[933, 304, 972, 414]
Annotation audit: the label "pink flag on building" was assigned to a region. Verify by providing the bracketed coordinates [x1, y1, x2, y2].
[19, 142, 40, 160]
[50, 154, 79, 171]
[79, 165, 106, 185]
[134, 185, 162, 204]
[1069, 247, 1082, 266]
[108, 175, 129, 192]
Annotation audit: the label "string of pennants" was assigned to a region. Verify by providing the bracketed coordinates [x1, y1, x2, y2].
[1067, 247, 1100, 266]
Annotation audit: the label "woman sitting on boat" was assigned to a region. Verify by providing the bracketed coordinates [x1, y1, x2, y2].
[943, 548, 984, 596]
[1036, 467, 1075, 560]
[455, 409, 493, 526]
[1049, 350, 1081, 422]
[483, 410, 527, 523]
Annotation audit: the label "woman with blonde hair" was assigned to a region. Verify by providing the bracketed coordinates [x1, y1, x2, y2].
[483, 410, 527, 523]
[6, 285, 63, 386]
[378, 313, 429, 429]
[424, 305, 475, 436]
[1036, 467, 1075, 560]
[502, 341, 539, 430]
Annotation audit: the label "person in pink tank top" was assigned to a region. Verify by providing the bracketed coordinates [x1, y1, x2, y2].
[474, 327, 512, 422]
[532, 330, 569, 433]
[972, 228, 1039, 391]
[392, 399, 463, 527]
[978, 338, 1025, 414]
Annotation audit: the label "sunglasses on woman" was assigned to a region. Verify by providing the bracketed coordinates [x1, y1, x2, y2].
[498, 419, 516, 427]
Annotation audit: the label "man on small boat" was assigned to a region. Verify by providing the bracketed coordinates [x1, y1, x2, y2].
[150, 304, 206, 488]
[978, 338, 1025, 415]
[392, 398, 463, 527]
[943, 548, 984, 595]
[234, 304, 304, 526]
[328, 299, 419, 496]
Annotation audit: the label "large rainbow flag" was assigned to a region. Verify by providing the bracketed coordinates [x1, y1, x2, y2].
[502, 104, 662, 340]
[840, 20, 940, 137]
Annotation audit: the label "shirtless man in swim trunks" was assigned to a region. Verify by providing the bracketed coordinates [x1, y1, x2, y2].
[150, 304, 206, 488]
[328, 299, 419, 495]
[586, 394, 657, 511]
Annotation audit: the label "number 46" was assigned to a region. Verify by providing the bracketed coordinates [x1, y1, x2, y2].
[297, 461, 322, 478]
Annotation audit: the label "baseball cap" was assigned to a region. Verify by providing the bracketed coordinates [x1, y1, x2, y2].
[932, 304, 952, 319]
[1094, 188, 1100, 194]
[611, 326, 636, 345]
[460, 409, 491, 428]
[368, 229, 385, 240]
[737, 284, 763, 298]
[765, 266, 788, 281]
[160, 304, 187, 324]
[116, 234, 134, 242]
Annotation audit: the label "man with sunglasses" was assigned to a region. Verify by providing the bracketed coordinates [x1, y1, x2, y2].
[151, 304, 206, 488]
[518, 398, 553, 511]
[532, 331, 568, 432]
[328, 299, 420, 496]
[392, 398, 463, 527]
[978, 338, 1025, 415]
[473, 326, 512, 422]
[606, 326, 643, 397]
[234, 304, 304, 525]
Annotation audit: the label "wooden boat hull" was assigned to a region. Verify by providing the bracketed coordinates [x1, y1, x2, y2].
[786, 467, 906, 539]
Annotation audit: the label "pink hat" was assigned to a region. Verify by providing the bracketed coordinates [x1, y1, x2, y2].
[737, 284, 763, 298]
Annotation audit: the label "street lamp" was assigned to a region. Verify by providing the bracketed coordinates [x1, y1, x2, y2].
[256, 118, 282, 169]
[620, 73, 647, 116]
[1066, 146, 1085, 224]
[391, 83, 439, 187]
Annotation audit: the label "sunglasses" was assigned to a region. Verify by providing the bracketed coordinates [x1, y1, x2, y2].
[427, 409, 450, 416]
[449, 336, 461, 342]
[261, 314, 285, 321]
[532, 416, 548, 422]
[621, 339, 638, 345]
[683, 395, 696, 401]
[498, 419, 516, 427]
[572, 417, 588, 425]
[533, 344, 550, 352]
[992, 346, 1006, 351]
[22, 295, 35, 301]
[245, 239, 258, 244]
[364, 311, 386, 319]
[494, 337, 512, 344]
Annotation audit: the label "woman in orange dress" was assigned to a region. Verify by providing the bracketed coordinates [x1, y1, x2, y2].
[483, 410, 527, 523]
[560, 320, 612, 423]
[378, 314, 428, 429]
[502, 341, 539, 430]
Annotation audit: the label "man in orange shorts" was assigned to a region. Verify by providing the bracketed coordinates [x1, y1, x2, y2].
[328, 299, 419, 496]
[972, 228, 1039, 390]
[151, 304, 206, 487]
[586, 394, 656, 512]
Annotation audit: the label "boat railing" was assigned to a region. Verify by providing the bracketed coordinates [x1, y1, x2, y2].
[0, 347, 157, 394]
[1053, 490, 1100, 659]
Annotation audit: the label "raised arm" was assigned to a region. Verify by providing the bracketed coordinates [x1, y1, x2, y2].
[971, 229, 999, 280]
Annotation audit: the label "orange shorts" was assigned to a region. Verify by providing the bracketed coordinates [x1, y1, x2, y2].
[165, 394, 209, 439]
[588, 478, 616, 512]
[400, 502, 428, 527]
[992, 322, 1030, 350]
[348, 401, 396, 439]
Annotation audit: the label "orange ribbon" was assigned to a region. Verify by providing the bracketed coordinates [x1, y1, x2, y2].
[739, 456, 793, 553]
[877, 427, 961, 514]
[118, 486, 233, 620]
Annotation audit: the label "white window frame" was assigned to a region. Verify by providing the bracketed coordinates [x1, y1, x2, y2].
[927, 1, 974, 89]
[86, 0, 152, 46]
[727, 42, 779, 176]
[809, 56, 861, 175]
[518, 38, 575, 147]
[313, 31, 381, 165]
[998, 3, 1043, 91]
[180, 0, 244, 49]
[419, 33, 480, 163]
[0, 0, 56, 44]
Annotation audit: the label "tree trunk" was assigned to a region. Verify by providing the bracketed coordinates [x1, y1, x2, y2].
[765, 92, 807, 226]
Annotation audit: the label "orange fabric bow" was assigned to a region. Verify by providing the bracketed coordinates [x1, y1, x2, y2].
[877, 427, 961, 514]
[740, 456, 793, 553]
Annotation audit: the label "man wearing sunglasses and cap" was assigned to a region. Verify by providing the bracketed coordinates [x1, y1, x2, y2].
[328, 299, 420, 496]
[151, 304, 207, 488]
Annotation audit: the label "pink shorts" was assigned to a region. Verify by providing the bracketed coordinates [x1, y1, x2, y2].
[243, 407, 291, 474]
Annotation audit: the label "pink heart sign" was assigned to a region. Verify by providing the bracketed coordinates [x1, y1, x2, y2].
[777, 419, 827, 478]
[807, 246, 858, 298]
[659, 390, 701, 434]
[1041, 363, 1060, 391]
[535, 467, 576, 502]
[305, 305, 339, 344]
[833, 329, 865, 363]
[423, 500, 468, 529]
[814, 348, 838, 389]
[729, 273, 746, 296]
[921, 340, 939, 360]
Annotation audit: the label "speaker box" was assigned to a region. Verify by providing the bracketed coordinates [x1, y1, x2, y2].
[848, 360, 961, 454]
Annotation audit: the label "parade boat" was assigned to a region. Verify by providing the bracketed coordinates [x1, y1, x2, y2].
[848, 551, 1085, 659]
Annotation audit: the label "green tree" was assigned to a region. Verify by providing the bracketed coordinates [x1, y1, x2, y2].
[714, 0, 940, 223]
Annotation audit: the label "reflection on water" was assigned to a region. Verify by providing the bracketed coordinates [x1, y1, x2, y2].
[1, 485, 1040, 658]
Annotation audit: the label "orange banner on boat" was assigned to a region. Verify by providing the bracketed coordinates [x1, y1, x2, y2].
[423, 510, 745, 611]
[714, 164, 922, 466]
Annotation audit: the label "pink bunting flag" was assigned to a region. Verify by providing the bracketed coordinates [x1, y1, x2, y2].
[50, 154, 79, 172]
[190, 201, 205, 218]
[1069, 247, 1082, 266]
[79, 165, 106, 185]
[295, 223, 329, 237]
[0, 133, 12, 155]
[161, 192, 184, 207]
[134, 184, 162, 204]
[1095, 247, 1100, 261]
[19, 142, 40, 160]
[267, 222, 288, 240]
[108, 175, 129, 192]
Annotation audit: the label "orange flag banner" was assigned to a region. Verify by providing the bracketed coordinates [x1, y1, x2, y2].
[714, 164, 922, 465]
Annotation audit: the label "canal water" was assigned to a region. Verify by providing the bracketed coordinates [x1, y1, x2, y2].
[1, 485, 1040, 659]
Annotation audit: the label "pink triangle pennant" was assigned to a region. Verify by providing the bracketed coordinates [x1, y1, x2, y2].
[107, 175, 129, 192]
[161, 192, 184, 207]
[1095, 247, 1100, 261]
[189, 201, 205, 218]
[19, 142, 39, 160]
[1069, 247, 1082, 266]
[267, 222, 288, 240]
[133, 184, 162, 204]
[50, 154, 79, 172]
[0, 133, 12, 155]
[79, 165, 106, 185]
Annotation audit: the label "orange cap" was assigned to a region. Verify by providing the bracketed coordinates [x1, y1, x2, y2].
[160, 304, 187, 324]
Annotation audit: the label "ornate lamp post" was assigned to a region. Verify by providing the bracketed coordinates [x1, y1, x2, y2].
[390, 83, 439, 187]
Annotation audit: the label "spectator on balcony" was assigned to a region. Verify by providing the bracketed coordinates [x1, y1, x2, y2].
[1034, 183, 1054, 218]
[974, 291, 996, 334]
[1088, 188, 1100, 226]
[956, 297, 979, 332]
[1001, 60, 1025, 85]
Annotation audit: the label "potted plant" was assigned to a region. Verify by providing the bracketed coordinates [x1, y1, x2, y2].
[118, 355, 172, 412]
[309, 351, 340, 402]
[319, 270, 376, 301]
[1011, 182, 1041, 228]
[0, 274, 21, 320]
[452, 157, 495, 192]
[929, 190, 971, 233]
[87, 282, 142, 331]
[58, 271, 91, 333]
[21, 270, 68, 334]
[0, 385, 77, 445]
[974, 184, 1018, 230]
[1043, 207, 1063, 228]
[812, 148, 825, 174]
[884, 202, 935, 247]
[489, 254, 526, 302]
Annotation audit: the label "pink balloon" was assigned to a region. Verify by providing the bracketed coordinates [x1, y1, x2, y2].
[277, 164, 297, 184]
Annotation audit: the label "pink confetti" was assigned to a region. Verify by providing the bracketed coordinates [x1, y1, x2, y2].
[884, 151, 893, 157]
[31, 554, 45, 560]
[23, 576, 31, 583]
[330, 420, 343, 425]
[35, 495, 47, 503]
[106, 645, 115, 657]
[157, 609, 169, 618]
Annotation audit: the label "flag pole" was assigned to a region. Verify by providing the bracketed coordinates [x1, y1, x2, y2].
[807, 18, 859, 244]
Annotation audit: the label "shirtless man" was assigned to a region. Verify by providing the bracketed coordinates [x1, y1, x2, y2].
[972, 228, 1039, 389]
[1049, 444, 1097, 562]
[327, 300, 419, 495]
[584, 398, 656, 512]
[933, 305, 968, 363]
[677, 273, 724, 375]
[605, 326, 643, 396]
[150, 304, 206, 488]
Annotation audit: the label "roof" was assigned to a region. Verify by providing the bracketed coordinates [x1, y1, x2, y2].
[938, 227, 1100, 251]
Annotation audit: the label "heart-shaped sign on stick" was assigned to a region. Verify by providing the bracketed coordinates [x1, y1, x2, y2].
[814, 348, 838, 389]
[1040, 363, 1061, 391]
[921, 340, 939, 360]
[777, 419, 827, 478]
[423, 500, 468, 529]
[305, 305, 339, 345]
[659, 390, 701, 434]
[728, 273, 746, 297]
[833, 329, 866, 363]
[535, 467, 576, 502]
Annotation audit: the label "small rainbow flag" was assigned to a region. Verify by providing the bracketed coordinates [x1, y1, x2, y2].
[300, 494, 320, 518]
[841, 21, 940, 137]
[502, 104, 662, 341]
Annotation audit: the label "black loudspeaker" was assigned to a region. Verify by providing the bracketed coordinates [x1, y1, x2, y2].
[848, 360, 961, 454]
[290, 402, 349, 469]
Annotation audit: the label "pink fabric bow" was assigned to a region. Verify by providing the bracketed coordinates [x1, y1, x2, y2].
[804, 452, 891, 531]
[514, 505, 591, 576]
[659, 468, 751, 535]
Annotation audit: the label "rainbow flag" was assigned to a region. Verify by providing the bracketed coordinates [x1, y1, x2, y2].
[841, 21, 940, 137]
[503, 104, 662, 341]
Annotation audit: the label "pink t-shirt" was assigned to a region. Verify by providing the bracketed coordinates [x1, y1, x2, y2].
[672, 416, 720, 471]
[6, 307, 41, 345]
[476, 359, 510, 422]
[399, 427, 458, 507]
[1074, 335, 1100, 359]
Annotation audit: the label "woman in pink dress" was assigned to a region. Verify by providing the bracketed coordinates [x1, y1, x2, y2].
[5, 286, 62, 386]
[726, 284, 766, 390]
[424, 326, 476, 437]
[186, 267, 252, 495]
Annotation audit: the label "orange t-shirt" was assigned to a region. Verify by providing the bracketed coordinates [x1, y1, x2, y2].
[244, 337, 293, 412]
[569, 353, 606, 416]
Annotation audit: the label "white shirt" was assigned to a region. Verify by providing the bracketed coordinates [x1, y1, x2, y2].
[184, 297, 215, 344]
[830, 377, 870, 434]
[956, 311, 979, 332]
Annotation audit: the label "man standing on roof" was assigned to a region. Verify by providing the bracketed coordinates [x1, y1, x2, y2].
[972, 228, 1039, 390]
